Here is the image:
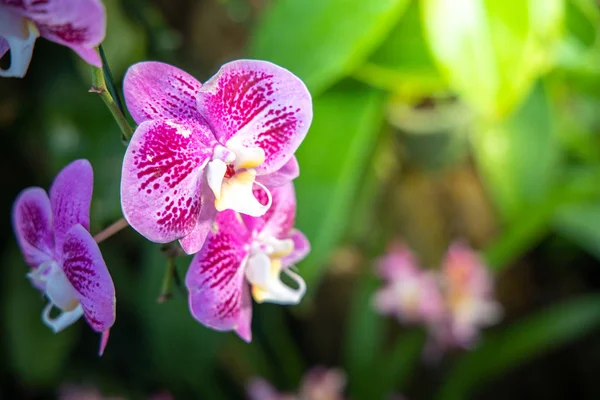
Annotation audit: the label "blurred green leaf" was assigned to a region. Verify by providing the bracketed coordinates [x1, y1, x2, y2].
[3, 249, 78, 386]
[472, 83, 560, 219]
[249, 0, 410, 95]
[437, 293, 600, 400]
[357, 1, 446, 97]
[554, 202, 600, 260]
[344, 275, 384, 399]
[295, 82, 384, 287]
[423, 0, 565, 118]
[135, 245, 227, 399]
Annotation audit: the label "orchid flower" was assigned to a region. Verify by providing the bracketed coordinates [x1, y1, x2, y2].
[373, 241, 445, 325]
[12, 159, 115, 354]
[185, 182, 309, 342]
[436, 241, 502, 348]
[121, 60, 312, 254]
[247, 366, 347, 400]
[0, 0, 105, 78]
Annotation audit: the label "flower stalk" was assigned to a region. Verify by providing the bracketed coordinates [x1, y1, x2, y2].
[90, 52, 134, 142]
[93, 218, 129, 244]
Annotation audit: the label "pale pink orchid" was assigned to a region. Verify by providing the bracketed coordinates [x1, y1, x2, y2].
[12, 159, 115, 355]
[121, 60, 312, 254]
[0, 0, 105, 78]
[247, 366, 347, 400]
[185, 182, 309, 342]
[435, 241, 502, 348]
[373, 242, 445, 326]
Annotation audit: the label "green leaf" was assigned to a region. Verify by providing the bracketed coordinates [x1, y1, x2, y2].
[472, 83, 560, 219]
[3, 249, 78, 386]
[437, 293, 600, 400]
[249, 0, 410, 95]
[554, 202, 600, 260]
[343, 275, 385, 399]
[356, 1, 446, 96]
[294, 82, 384, 286]
[423, 0, 565, 118]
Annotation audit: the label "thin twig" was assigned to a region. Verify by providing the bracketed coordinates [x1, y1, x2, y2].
[94, 218, 129, 244]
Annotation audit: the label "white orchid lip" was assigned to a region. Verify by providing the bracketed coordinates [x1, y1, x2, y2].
[0, 8, 39, 78]
[245, 236, 306, 305]
[27, 260, 83, 333]
[207, 143, 272, 217]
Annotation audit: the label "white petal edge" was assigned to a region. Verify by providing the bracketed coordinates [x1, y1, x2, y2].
[0, 9, 39, 78]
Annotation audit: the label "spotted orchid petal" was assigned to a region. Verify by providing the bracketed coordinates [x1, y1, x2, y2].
[123, 61, 203, 124]
[12, 187, 54, 267]
[121, 119, 218, 244]
[61, 224, 115, 333]
[50, 159, 92, 251]
[281, 229, 310, 268]
[197, 59, 312, 175]
[256, 156, 300, 188]
[178, 177, 217, 255]
[185, 211, 252, 340]
[0, 8, 39, 78]
[17, 0, 106, 67]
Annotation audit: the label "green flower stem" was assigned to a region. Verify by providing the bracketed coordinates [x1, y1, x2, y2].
[157, 256, 177, 303]
[90, 65, 134, 142]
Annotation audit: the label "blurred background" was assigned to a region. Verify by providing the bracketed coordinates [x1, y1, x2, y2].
[3, 0, 600, 398]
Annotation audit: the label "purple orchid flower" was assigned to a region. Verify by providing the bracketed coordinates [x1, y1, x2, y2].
[373, 241, 445, 326]
[121, 60, 312, 254]
[247, 366, 347, 400]
[0, 0, 106, 78]
[185, 182, 310, 342]
[12, 159, 116, 355]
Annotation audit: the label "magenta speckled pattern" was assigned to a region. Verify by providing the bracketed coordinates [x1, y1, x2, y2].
[124, 61, 204, 125]
[12, 187, 55, 267]
[50, 159, 92, 251]
[62, 224, 115, 332]
[197, 60, 312, 174]
[120, 119, 218, 243]
[185, 210, 252, 340]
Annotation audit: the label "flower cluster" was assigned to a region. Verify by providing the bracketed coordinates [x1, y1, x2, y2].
[9, 0, 312, 350]
[373, 240, 502, 350]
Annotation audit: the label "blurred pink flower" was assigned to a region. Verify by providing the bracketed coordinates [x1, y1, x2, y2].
[247, 366, 347, 400]
[372, 242, 445, 325]
[434, 241, 502, 348]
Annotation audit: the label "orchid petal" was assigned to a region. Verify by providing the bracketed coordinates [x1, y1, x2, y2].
[62, 224, 115, 332]
[179, 176, 217, 254]
[20, 0, 106, 67]
[0, 37, 8, 58]
[243, 182, 295, 237]
[50, 159, 92, 251]
[42, 303, 84, 333]
[121, 119, 217, 243]
[99, 329, 110, 356]
[197, 59, 312, 174]
[234, 282, 253, 343]
[124, 61, 203, 124]
[246, 255, 305, 305]
[281, 229, 310, 268]
[185, 211, 251, 335]
[214, 171, 272, 217]
[12, 187, 54, 267]
[0, 9, 39, 78]
[256, 156, 300, 188]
